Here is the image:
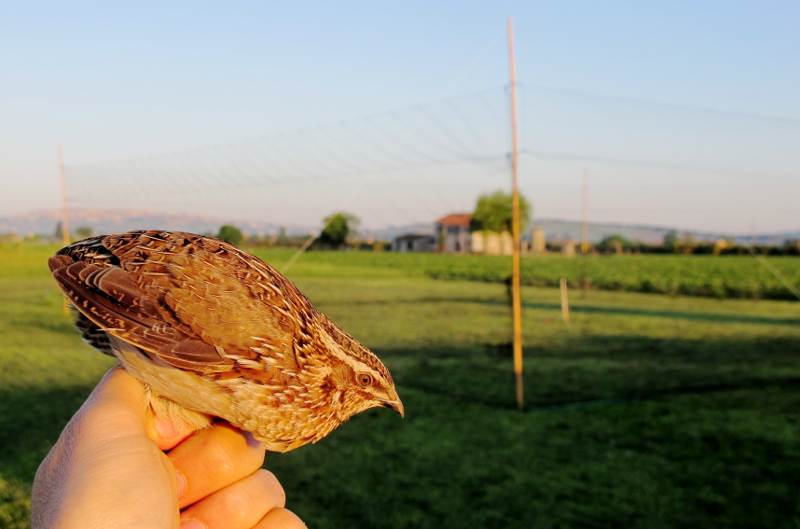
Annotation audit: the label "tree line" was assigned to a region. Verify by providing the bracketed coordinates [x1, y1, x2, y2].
[42, 194, 800, 256]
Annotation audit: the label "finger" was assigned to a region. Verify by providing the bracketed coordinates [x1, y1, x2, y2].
[179, 470, 285, 529]
[145, 408, 204, 451]
[168, 423, 266, 508]
[252, 508, 307, 529]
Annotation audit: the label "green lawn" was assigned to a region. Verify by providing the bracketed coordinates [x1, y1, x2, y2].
[252, 248, 800, 300]
[1, 243, 799, 528]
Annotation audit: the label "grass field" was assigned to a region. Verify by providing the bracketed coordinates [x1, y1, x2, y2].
[1, 243, 799, 528]
[253, 249, 800, 300]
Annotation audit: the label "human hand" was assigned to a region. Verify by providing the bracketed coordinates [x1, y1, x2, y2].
[32, 368, 306, 529]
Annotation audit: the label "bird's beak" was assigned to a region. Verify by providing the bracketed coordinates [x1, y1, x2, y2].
[381, 387, 405, 418]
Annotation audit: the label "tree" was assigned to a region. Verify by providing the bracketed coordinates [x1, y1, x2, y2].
[217, 224, 244, 246]
[783, 239, 800, 256]
[662, 230, 678, 252]
[319, 212, 359, 248]
[470, 190, 531, 233]
[276, 226, 289, 247]
[598, 234, 632, 254]
[678, 233, 697, 255]
[74, 226, 93, 239]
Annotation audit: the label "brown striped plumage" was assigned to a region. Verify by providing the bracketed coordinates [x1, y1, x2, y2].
[49, 230, 403, 452]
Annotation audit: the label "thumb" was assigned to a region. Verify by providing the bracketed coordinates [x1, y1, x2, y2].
[79, 367, 150, 437]
[33, 367, 181, 529]
[88, 367, 202, 450]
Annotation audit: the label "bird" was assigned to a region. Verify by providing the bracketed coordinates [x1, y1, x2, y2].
[49, 230, 403, 453]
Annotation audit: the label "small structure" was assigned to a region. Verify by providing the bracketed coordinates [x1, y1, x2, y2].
[392, 233, 436, 253]
[531, 228, 546, 254]
[471, 231, 485, 254]
[713, 239, 730, 256]
[436, 213, 471, 253]
[561, 240, 577, 257]
[500, 231, 513, 255]
[472, 230, 513, 255]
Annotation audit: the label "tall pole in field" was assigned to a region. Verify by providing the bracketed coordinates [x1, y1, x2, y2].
[58, 145, 70, 246]
[579, 171, 589, 298]
[507, 17, 524, 410]
[581, 171, 589, 255]
[58, 145, 70, 314]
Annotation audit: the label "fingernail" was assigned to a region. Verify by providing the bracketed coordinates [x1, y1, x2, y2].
[155, 417, 177, 439]
[180, 520, 207, 529]
[175, 470, 188, 499]
[244, 431, 264, 449]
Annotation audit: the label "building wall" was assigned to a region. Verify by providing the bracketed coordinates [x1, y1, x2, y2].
[436, 224, 470, 253]
[470, 231, 484, 253]
[411, 237, 435, 252]
[471, 230, 513, 256]
[531, 228, 546, 254]
[392, 237, 435, 252]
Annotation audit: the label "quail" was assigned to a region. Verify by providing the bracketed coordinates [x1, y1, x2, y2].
[49, 230, 403, 452]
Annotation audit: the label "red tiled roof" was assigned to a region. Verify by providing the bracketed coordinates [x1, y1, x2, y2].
[436, 213, 472, 228]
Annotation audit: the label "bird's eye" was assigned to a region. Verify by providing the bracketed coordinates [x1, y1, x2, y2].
[356, 373, 373, 386]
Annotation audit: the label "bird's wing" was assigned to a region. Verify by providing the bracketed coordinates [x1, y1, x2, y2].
[50, 231, 307, 374]
[73, 310, 114, 356]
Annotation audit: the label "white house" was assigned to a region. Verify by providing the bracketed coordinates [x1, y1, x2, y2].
[436, 213, 471, 253]
[392, 233, 436, 252]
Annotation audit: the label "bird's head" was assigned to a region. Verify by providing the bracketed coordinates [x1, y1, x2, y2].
[312, 322, 404, 423]
[333, 353, 404, 421]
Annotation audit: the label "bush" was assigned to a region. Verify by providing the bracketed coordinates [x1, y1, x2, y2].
[217, 225, 244, 246]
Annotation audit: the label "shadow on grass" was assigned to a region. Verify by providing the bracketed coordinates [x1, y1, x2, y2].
[400, 369, 800, 412]
[381, 333, 800, 411]
[4, 333, 799, 485]
[0, 384, 94, 485]
[4, 333, 800, 529]
[326, 296, 800, 327]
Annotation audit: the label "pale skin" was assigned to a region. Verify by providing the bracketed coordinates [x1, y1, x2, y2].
[32, 368, 306, 529]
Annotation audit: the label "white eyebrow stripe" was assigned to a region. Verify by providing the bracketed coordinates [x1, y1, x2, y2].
[324, 333, 385, 381]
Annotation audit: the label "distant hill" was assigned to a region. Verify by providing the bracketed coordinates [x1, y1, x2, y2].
[1, 209, 796, 246]
[0, 209, 316, 238]
[531, 219, 799, 246]
[373, 218, 799, 246]
[365, 222, 436, 241]
[534, 219, 688, 245]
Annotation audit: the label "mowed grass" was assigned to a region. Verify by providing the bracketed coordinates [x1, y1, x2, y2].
[251, 248, 800, 300]
[1, 243, 800, 528]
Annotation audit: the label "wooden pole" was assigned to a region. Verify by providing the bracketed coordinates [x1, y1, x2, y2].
[281, 232, 317, 273]
[507, 17, 524, 410]
[58, 145, 70, 246]
[58, 145, 70, 314]
[579, 171, 589, 298]
[560, 278, 570, 324]
[581, 171, 588, 255]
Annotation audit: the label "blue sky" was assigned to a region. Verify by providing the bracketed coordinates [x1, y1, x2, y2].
[2, 1, 799, 232]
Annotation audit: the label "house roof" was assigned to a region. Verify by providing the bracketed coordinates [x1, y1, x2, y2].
[436, 213, 471, 228]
